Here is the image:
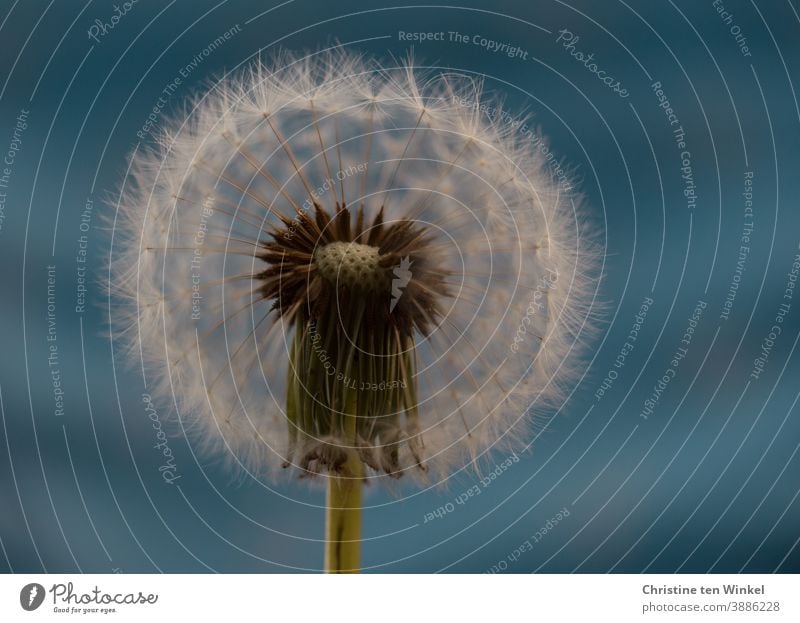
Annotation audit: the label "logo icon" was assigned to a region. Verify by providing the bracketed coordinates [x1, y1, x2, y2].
[390, 256, 413, 312]
[20, 583, 45, 611]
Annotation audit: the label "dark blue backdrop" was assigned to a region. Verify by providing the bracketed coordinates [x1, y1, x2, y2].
[1, 0, 799, 572]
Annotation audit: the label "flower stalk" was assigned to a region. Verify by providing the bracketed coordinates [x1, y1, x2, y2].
[325, 463, 363, 573]
[324, 387, 363, 573]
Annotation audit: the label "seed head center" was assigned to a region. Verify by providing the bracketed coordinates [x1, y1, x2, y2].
[315, 241, 387, 290]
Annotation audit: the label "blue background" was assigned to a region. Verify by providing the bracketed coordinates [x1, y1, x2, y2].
[1, 0, 799, 572]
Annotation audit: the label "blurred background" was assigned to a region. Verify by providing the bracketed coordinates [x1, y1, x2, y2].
[1, 0, 799, 572]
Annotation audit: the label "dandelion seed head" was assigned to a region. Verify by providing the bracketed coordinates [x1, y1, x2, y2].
[109, 50, 601, 486]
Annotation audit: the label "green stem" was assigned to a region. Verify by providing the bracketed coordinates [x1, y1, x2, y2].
[325, 452, 363, 573]
[325, 390, 363, 573]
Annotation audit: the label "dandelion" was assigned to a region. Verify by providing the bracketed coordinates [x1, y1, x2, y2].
[109, 50, 600, 572]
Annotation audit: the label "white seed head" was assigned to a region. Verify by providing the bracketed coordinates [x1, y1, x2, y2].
[108, 50, 602, 485]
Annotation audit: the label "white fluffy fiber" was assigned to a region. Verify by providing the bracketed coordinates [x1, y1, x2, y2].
[108, 50, 601, 485]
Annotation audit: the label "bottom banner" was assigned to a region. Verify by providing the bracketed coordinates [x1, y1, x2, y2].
[2, 574, 798, 622]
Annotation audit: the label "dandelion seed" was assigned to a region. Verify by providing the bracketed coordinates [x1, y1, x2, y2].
[109, 50, 601, 572]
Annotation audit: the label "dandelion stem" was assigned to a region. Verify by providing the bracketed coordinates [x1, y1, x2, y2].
[324, 390, 363, 573]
